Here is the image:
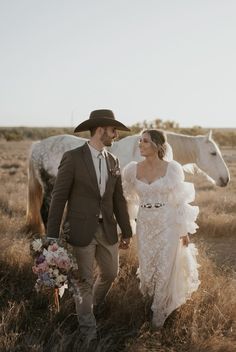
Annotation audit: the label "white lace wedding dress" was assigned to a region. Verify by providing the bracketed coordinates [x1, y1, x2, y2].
[122, 160, 200, 327]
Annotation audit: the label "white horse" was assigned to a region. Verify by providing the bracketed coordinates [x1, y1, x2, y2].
[26, 131, 230, 234]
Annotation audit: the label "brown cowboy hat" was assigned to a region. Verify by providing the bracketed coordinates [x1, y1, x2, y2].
[74, 109, 130, 132]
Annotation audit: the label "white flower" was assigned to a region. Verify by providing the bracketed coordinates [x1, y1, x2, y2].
[32, 239, 43, 252]
[43, 248, 48, 256]
[43, 249, 57, 266]
[53, 268, 59, 276]
[55, 274, 67, 286]
[58, 283, 68, 297]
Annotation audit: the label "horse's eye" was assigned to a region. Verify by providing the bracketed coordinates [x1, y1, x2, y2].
[211, 152, 217, 156]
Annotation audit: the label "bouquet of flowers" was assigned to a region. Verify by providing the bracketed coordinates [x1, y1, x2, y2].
[31, 238, 78, 308]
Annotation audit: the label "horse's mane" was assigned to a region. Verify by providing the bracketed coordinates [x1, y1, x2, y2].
[166, 132, 202, 165]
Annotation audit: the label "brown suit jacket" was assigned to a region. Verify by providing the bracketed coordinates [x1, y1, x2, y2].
[47, 143, 132, 246]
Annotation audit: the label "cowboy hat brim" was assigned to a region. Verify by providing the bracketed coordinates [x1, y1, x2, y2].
[74, 117, 130, 132]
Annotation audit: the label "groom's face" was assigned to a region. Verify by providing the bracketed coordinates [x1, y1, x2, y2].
[101, 126, 118, 146]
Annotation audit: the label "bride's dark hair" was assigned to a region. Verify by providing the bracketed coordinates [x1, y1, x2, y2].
[142, 129, 167, 160]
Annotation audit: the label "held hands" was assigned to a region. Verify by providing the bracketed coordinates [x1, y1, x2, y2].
[119, 236, 131, 250]
[181, 234, 190, 247]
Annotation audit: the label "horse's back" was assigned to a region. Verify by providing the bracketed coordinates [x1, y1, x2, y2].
[31, 134, 87, 177]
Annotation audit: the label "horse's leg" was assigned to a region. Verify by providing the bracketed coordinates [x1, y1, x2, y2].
[25, 158, 45, 234]
[39, 169, 56, 231]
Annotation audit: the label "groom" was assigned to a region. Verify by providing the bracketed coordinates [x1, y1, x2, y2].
[46, 109, 132, 344]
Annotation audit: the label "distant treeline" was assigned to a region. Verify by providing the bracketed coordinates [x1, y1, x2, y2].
[0, 119, 235, 147]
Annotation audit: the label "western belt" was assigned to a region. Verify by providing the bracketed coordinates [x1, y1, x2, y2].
[140, 202, 165, 209]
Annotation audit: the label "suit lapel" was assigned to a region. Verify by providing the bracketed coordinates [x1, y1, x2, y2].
[104, 150, 112, 175]
[103, 151, 113, 196]
[82, 143, 100, 195]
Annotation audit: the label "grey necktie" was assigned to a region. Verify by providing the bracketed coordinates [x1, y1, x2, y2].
[98, 152, 102, 188]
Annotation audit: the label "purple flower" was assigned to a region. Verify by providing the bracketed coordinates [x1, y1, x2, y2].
[41, 272, 54, 286]
[36, 254, 45, 265]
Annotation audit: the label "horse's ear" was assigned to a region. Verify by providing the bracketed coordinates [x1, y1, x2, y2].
[206, 129, 212, 141]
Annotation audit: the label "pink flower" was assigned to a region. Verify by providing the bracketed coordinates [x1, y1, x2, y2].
[48, 243, 59, 252]
[56, 257, 71, 270]
[44, 251, 57, 266]
[32, 260, 49, 274]
[32, 265, 39, 274]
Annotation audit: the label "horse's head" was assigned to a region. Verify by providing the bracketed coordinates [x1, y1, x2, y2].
[196, 130, 230, 187]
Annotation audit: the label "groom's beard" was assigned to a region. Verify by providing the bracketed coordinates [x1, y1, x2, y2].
[104, 140, 113, 147]
[101, 132, 114, 147]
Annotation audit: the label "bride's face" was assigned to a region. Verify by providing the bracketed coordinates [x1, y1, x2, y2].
[139, 132, 157, 157]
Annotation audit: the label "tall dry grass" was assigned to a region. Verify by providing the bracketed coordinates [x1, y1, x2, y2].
[0, 140, 235, 352]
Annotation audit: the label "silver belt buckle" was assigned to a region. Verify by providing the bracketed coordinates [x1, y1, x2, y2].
[141, 202, 164, 208]
[154, 202, 162, 208]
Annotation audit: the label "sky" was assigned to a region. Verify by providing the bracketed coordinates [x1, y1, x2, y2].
[0, 0, 236, 128]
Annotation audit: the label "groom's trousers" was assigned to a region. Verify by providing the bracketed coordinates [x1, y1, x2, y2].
[72, 223, 119, 336]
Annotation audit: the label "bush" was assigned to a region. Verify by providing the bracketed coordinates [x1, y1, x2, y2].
[0, 125, 235, 147]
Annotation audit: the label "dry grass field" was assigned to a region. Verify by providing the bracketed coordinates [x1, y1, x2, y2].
[0, 139, 236, 352]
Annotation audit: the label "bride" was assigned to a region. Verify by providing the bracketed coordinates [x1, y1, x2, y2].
[122, 129, 200, 328]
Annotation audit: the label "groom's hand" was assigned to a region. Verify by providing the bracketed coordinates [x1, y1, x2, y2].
[119, 237, 131, 250]
[46, 236, 59, 245]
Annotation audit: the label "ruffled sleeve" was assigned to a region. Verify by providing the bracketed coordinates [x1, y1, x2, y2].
[167, 161, 199, 237]
[122, 162, 139, 231]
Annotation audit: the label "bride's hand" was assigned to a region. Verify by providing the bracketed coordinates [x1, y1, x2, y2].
[181, 235, 190, 247]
